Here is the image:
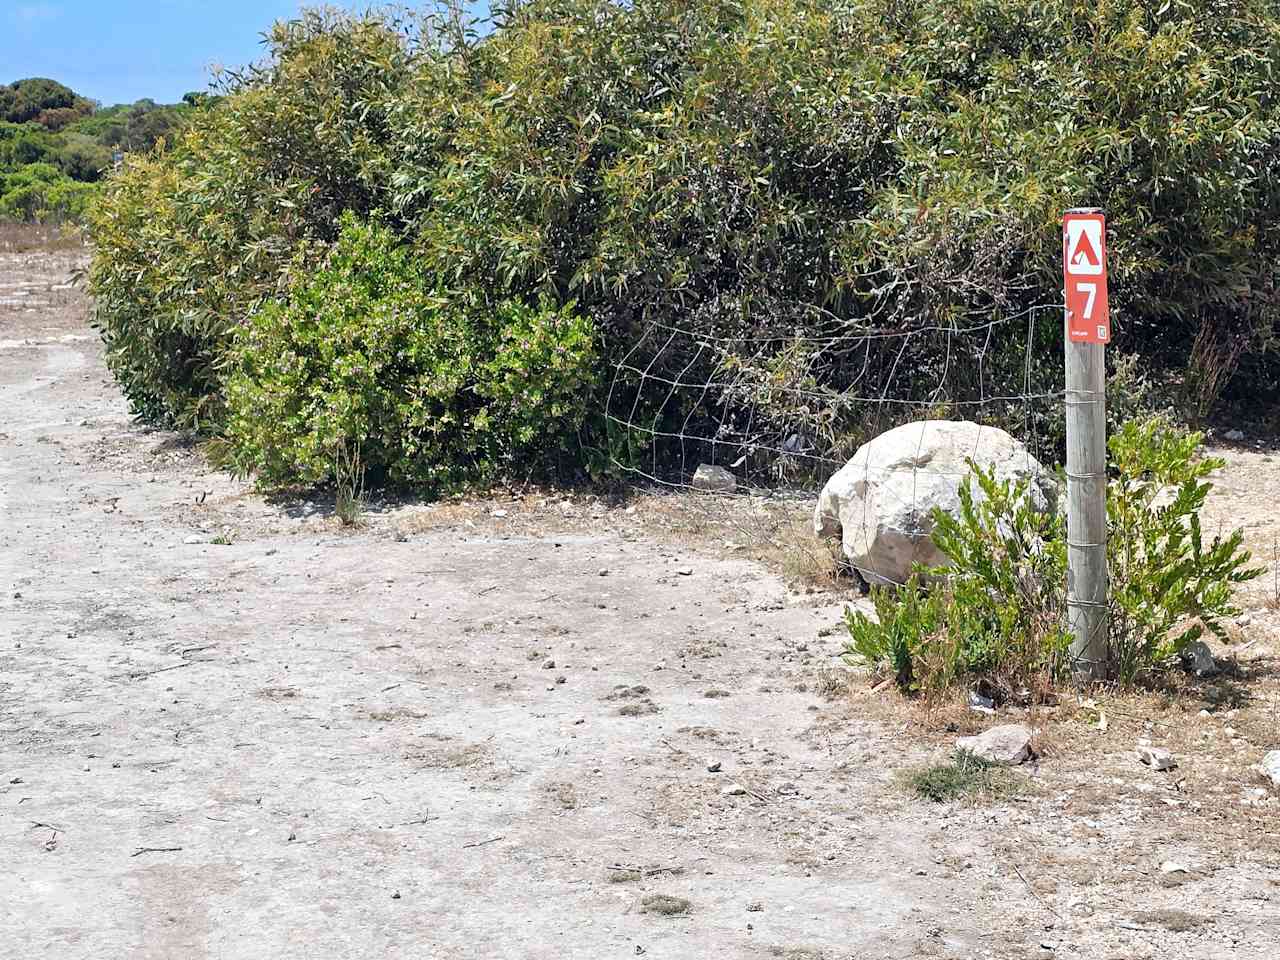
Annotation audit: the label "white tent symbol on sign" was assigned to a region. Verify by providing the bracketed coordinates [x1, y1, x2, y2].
[1065, 219, 1104, 276]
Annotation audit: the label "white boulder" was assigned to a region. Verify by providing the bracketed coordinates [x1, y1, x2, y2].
[1259, 750, 1280, 787]
[813, 420, 1056, 585]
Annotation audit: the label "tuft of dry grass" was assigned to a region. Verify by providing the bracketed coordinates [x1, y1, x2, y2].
[901, 750, 1025, 803]
[639, 893, 691, 916]
[813, 666, 853, 701]
[606, 863, 684, 884]
[334, 439, 365, 527]
[545, 781, 578, 810]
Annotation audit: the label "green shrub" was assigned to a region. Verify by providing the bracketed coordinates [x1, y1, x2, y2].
[845, 418, 1261, 690]
[223, 216, 597, 490]
[1107, 418, 1262, 684]
[88, 8, 419, 428]
[0, 162, 96, 222]
[845, 462, 1070, 697]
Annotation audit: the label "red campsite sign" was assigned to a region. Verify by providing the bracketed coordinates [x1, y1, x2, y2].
[1063, 210, 1109, 344]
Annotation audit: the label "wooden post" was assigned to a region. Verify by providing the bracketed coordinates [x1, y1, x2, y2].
[1063, 207, 1109, 682]
[1065, 340, 1107, 681]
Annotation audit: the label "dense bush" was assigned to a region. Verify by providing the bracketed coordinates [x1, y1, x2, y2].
[0, 162, 96, 222]
[845, 418, 1261, 690]
[88, 0, 1280, 486]
[89, 9, 417, 427]
[223, 216, 597, 489]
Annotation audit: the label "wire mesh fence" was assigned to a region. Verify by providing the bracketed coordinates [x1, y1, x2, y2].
[599, 296, 1067, 587]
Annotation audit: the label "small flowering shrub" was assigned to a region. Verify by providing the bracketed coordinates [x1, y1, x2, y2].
[224, 215, 597, 490]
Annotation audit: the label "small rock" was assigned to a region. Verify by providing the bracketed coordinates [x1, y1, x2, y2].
[1179, 640, 1218, 677]
[692, 463, 737, 493]
[1224, 429, 1245, 441]
[746, 902, 764, 912]
[391, 891, 401, 899]
[1160, 860, 1191, 875]
[1136, 745, 1177, 771]
[955, 724, 1033, 764]
[542, 658, 556, 670]
[675, 567, 693, 577]
[598, 568, 609, 577]
[1236, 613, 1252, 627]
[967, 690, 996, 714]
[1258, 750, 1280, 787]
[492, 509, 508, 518]
[555, 675, 566, 685]
[721, 784, 747, 796]
[706, 759, 722, 773]
[183, 534, 204, 545]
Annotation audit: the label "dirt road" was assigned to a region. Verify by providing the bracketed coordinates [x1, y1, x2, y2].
[3, 246, 1278, 959]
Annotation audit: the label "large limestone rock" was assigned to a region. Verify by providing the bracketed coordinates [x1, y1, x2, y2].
[814, 420, 1055, 585]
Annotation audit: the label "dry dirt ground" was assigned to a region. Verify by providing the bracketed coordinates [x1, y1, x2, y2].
[3, 240, 1280, 960]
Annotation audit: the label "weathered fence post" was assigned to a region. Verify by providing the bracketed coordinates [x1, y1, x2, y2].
[1062, 208, 1109, 682]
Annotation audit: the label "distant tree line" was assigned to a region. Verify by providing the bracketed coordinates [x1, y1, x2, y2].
[0, 77, 200, 223]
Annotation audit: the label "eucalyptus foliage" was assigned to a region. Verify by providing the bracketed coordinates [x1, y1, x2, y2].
[89, 0, 1280, 476]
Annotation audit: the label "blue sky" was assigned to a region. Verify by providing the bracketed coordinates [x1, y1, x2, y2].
[1, 2, 481, 107]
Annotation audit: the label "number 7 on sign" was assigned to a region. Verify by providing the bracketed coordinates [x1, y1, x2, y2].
[1078, 282, 1096, 319]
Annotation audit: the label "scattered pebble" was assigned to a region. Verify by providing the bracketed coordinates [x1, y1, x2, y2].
[1179, 640, 1218, 678]
[1136, 745, 1177, 771]
[542, 658, 556, 670]
[706, 759, 722, 773]
[955, 724, 1033, 764]
[721, 784, 746, 796]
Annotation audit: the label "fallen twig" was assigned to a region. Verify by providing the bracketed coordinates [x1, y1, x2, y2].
[607, 862, 683, 879]
[115, 659, 213, 681]
[462, 835, 503, 849]
[131, 846, 183, 857]
[1011, 863, 1061, 919]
